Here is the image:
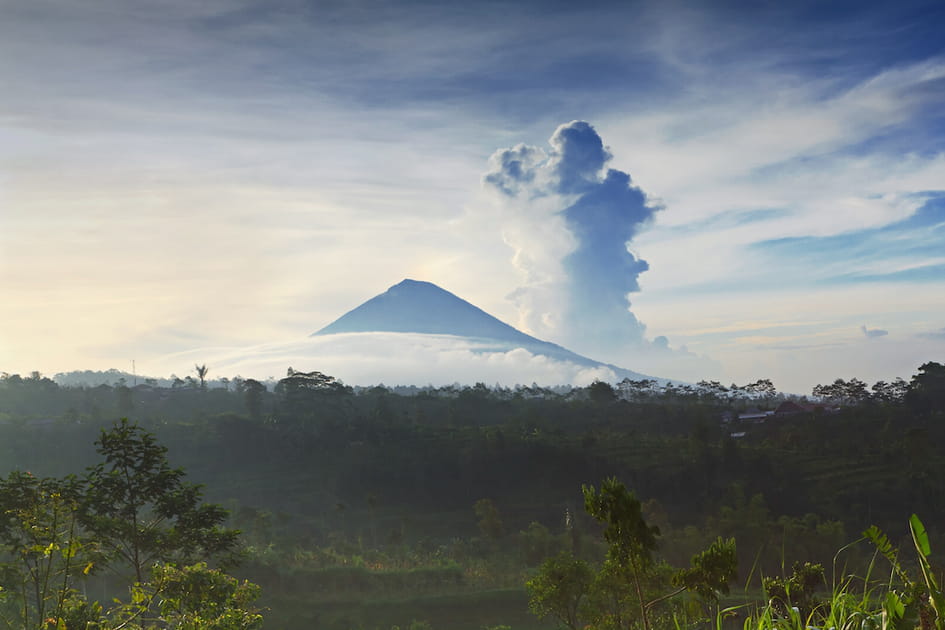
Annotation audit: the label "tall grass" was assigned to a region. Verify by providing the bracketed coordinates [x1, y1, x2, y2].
[736, 514, 943, 630]
[739, 579, 881, 630]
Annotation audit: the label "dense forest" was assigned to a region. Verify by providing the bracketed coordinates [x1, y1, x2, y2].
[1, 362, 943, 629]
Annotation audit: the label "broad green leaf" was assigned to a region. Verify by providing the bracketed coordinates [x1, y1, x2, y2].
[866, 524, 911, 586]
[885, 591, 905, 618]
[909, 514, 931, 557]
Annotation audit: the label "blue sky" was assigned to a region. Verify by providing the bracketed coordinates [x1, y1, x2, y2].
[1, 0, 944, 392]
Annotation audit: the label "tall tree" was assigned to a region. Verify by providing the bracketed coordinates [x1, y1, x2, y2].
[583, 478, 660, 630]
[906, 362, 945, 415]
[82, 420, 240, 583]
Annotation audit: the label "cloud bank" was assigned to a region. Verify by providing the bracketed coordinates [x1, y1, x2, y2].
[150, 332, 620, 388]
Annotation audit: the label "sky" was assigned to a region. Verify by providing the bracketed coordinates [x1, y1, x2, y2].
[2, 0, 944, 393]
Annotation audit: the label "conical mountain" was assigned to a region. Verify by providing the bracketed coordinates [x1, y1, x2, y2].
[314, 279, 541, 344]
[145, 279, 661, 385]
[314, 279, 656, 381]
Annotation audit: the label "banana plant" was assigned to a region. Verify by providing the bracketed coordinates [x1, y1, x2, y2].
[865, 514, 943, 630]
[909, 514, 944, 630]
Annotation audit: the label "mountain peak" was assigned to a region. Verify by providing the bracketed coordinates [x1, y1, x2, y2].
[387, 278, 447, 295]
[313, 279, 537, 343]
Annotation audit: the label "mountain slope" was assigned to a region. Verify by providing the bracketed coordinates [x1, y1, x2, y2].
[314, 279, 656, 381]
[144, 279, 663, 386]
[315, 279, 538, 342]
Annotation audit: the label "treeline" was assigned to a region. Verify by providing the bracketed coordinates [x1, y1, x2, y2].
[1, 362, 942, 531]
[1, 363, 944, 628]
[10, 360, 944, 419]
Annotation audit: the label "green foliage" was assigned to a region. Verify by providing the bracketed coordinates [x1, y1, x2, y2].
[525, 552, 593, 629]
[241, 379, 266, 421]
[531, 479, 740, 630]
[83, 419, 240, 582]
[5, 363, 945, 629]
[866, 514, 944, 630]
[588, 380, 618, 404]
[0, 472, 94, 630]
[519, 521, 566, 567]
[582, 477, 661, 629]
[474, 499, 504, 541]
[109, 562, 262, 630]
[671, 536, 737, 602]
[762, 562, 825, 619]
[812, 378, 871, 405]
[583, 478, 659, 573]
[910, 514, 945, 630]
[582, 556, 647, 630]
[906, 362, 945, 414]
[742, 535, 939, 630]
[0, 421, 260, 630]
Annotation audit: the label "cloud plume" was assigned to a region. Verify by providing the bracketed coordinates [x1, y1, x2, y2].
[483, 121, 660, 362]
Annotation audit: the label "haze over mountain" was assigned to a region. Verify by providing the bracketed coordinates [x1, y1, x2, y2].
[313, 279, 656, 381]
[144, 279, 658, 387]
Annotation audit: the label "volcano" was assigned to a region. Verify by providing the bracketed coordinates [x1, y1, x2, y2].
[312, 279, 655, 382]
[150, 279, 659, 386]
[315, 279, 544, 342]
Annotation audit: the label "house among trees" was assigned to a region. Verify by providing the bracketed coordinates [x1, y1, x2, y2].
[774, 400, 834, 416]
[738, 408, 773, 423]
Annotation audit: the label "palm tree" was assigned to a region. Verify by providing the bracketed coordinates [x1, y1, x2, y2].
[195, 364, 209, 390]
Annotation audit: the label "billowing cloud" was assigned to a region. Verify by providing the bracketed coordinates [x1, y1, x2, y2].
[861, 325, 889, 338]
[483, 121, 660, 362]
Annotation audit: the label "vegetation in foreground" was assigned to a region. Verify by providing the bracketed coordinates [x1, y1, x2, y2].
[0, 420, 261, 629]
[0, 361, 943, 628]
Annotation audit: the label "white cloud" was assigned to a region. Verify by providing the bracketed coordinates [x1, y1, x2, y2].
[149, 332, 619, 387]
